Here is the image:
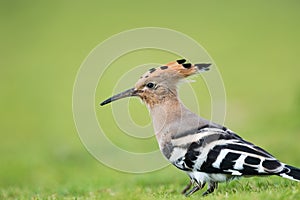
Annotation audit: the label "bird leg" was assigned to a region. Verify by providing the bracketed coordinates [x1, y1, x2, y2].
[184, 182, 206, 196]
[185, 186, 200, 196]
[181, 180, 192, 194]
[202, 182, 218, 196]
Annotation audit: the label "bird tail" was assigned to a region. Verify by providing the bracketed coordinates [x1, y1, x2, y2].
[279, 165, 300, 182]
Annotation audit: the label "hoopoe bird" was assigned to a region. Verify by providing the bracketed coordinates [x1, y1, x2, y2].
[100, 59, 300, 196]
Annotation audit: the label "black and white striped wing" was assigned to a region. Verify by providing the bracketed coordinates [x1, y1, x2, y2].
[173, 128, 285, 176]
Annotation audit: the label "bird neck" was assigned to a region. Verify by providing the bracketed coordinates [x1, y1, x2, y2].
[149, 97, 207, 148]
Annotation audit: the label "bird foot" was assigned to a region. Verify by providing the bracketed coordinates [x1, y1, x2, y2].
[202, 182, 218, 196]
[185, 185, 200, 196]
[181, 181, 192, 194]
[184, 182, 206, 196]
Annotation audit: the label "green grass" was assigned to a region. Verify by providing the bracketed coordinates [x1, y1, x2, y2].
[1, 0, 300, 199]
[2, 173, 300, 200]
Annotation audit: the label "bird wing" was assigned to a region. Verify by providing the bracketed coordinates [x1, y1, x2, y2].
[172, 127, 285, 176]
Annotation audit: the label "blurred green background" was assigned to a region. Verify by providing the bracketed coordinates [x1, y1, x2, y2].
[1, 0, 300, 199]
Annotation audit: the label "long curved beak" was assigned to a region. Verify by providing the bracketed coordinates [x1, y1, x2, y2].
[100, 88, 138, 106]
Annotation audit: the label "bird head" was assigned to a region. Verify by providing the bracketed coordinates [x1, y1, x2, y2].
[100, 59, 211, 108]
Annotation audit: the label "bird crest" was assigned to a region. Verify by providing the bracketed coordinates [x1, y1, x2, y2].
[135, 59, 211, 91]
[137, 59, 210, 82]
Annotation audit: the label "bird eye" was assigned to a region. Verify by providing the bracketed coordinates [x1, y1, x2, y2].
[146, 82, 155, 89]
